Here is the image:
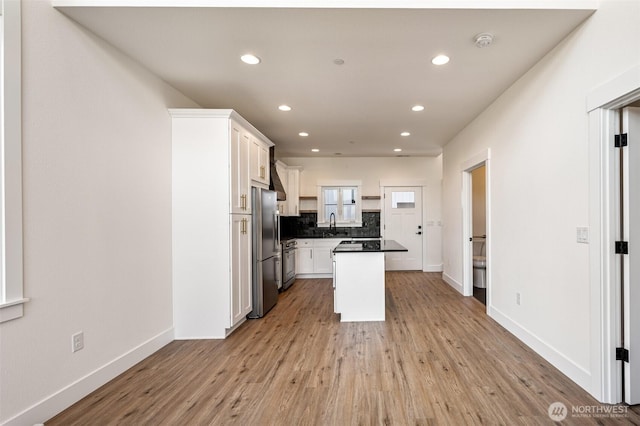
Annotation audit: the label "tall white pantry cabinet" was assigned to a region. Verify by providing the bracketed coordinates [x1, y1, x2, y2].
[170, 109, 273, 339]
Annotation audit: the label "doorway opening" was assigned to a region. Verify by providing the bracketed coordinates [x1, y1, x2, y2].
[471, 165, 487, 305]
[461, 149, 490, 302]
[615, 106, 639, 404]
[587, 66, 640, 404]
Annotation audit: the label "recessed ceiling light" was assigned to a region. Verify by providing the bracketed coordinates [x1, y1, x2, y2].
[394, 148, 402, 152]
[311, 148, 319, 152]
[411, 105, 425, 112]
[278, 105, 292, 111]
[240, 54, 261, 65]
[400, 132, 411, 137]
[299, 132, 309, 137]
[431, 55, 450, 65]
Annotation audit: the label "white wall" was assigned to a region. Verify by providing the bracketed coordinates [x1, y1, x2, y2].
[0, 1, 198, 424]
[282, 156, 442, 196]
[441, 0, 640, 399]
[282, 156, 443, 270]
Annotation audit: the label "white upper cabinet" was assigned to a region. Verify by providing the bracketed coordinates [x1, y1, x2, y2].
[230, 122, 251, 214]
[276, 160, 289, 215]
[250, 136, 270, 187]
[287, 167, 302, 217]
[274, 162, 301, 217]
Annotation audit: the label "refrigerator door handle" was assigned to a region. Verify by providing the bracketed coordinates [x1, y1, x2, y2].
[274, 212, 280, 252]
[275, 255, 282, 290]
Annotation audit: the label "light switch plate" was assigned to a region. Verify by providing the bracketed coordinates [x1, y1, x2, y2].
[576, 227, 589, 244]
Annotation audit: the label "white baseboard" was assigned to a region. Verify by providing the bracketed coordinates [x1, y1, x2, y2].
[440, 271, 592, 401]
[488, 306, 592, 392]
[424, 264, 443, 272]
[442, 271, 463, 294]
[4, 328, 174, 426]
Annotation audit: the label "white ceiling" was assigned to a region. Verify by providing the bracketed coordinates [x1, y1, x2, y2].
[54, 1, 596, 157]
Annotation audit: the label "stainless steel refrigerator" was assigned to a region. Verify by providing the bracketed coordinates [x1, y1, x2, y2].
[248, 187, 281, 318]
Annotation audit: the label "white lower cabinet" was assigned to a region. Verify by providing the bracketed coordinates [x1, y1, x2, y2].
[314, 241, 336, 274]
[297, 240, 314, 274]
[296, 239, 342, 276]
[333, 259, 338, 313]
[333, 252, 386, 322]
[231, 215, 252, 326]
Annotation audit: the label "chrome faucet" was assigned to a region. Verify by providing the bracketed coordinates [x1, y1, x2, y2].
[329, 212, 336, 235]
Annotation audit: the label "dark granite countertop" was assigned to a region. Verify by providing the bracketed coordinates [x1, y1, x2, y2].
[283, 235, 382, 240]
[333, 239, 408, 253]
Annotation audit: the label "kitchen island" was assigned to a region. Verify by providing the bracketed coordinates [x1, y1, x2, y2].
[332, 240, 407, 322]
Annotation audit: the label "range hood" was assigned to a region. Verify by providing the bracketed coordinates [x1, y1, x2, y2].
[269, 146, 287, 201]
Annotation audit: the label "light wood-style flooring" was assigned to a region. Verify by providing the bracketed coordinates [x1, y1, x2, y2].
[47, 272, 640, 425]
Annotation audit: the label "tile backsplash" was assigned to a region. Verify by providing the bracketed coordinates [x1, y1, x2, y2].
[281, 212, 380, 239]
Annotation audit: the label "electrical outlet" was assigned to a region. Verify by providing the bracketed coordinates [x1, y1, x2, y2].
[72, 331, 84, 353]
[516, 293, 521, 306]
[576, 227, 589, 244]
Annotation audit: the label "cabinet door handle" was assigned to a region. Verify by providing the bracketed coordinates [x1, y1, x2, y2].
[260, 166, 265, 179]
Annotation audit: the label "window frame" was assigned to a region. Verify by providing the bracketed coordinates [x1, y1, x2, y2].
[390, 190, 417, 209]
[0, 0, 26, 323]
[317, 180, 362, 227]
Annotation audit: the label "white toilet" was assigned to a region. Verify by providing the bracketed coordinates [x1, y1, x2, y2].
[473, 256, 486, 288]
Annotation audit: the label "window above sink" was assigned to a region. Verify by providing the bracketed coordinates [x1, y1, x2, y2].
[317, 180, 362, 227]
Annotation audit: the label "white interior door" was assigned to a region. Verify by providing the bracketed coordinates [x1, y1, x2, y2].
[622, 107, 640, 405]
[383, 187, 423, 270]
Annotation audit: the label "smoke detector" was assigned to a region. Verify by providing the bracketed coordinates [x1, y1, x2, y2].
[474, 33, 494, 48]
